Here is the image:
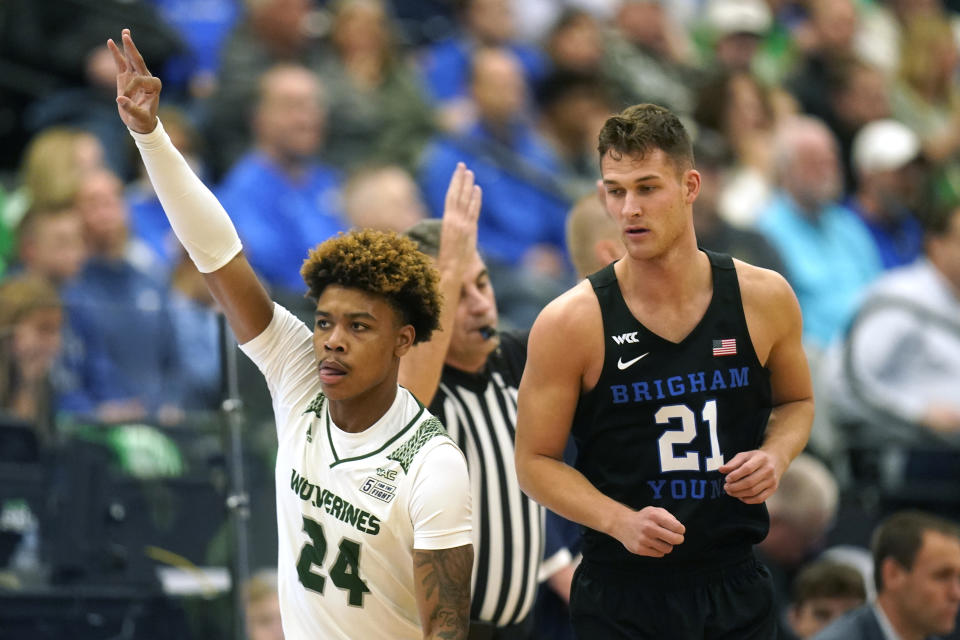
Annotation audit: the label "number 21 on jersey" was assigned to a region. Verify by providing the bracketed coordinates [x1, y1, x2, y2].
[656, 399, 723, 473]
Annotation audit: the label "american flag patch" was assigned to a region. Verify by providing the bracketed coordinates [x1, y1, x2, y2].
[712, 338, 737, 356]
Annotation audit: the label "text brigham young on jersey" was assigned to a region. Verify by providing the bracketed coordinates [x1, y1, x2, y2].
[610, 366, 750, 404]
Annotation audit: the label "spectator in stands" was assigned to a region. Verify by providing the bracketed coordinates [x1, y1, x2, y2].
[314, 0, 437, 172]
[400, 167, 544, 638]
[755, 116, 882, 349]
[701, 0, 773, 76]
[694, 71, 794, 226]
[826, 60, 893, 194]
[758, 453, 841, 634]
[217, 64, 346, 296]
[542, 9, 605, 76]
[535, 71, 613, 199]
[3, 126, 105, 235]
[786, 559, 867, 640]
[602, 0, 698, 115]
[14, 206, 87, 288]
[825, 183, 960, 448]
[785, 0, 861, 126]
[127, 105, 206, 274]
[205, 0, 325, 177]
[419, 47, 571, 327]
[847, 119, 926, 269]
[0, 275, 63, 445]
[691, 133, 786, 273]
[890, 13, 960, 166]
[419, 0, 546, 132]
[341, 165, 427, 233]
[59, 168, 181, 424]
[243, 568, 285, 640]
[813, 510, 960, 640]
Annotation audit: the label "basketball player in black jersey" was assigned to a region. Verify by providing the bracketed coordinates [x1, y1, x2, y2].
[515, 104, 814, 639]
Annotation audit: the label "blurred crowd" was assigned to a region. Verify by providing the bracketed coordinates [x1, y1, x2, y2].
[1, 0, 960, 638]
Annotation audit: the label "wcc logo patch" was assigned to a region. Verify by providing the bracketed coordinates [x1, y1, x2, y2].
[360, 477, 397, 503]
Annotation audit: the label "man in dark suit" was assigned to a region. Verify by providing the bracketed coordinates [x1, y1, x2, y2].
[814, 511, 960, 640]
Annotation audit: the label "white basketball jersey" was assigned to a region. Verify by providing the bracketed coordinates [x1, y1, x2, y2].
[241, 304, 472, 640]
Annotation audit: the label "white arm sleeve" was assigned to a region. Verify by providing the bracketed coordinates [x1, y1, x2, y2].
[409, 442, 473, 550]
[129, 119, 242, 273]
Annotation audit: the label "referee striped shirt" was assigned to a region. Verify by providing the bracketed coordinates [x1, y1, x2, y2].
[428, 330, 544, 628]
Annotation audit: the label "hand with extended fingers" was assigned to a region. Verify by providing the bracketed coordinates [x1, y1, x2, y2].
[107, 28, 161, 134]
[437, 162, 482, 277]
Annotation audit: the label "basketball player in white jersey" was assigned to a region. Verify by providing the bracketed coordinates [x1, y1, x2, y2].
[108, 29, 474, 639]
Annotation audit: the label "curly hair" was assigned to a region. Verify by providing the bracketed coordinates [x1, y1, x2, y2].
[597, 103, 693, 172]
[301, 229, 441, 344]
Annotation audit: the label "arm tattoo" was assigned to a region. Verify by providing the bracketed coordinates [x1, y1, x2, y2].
[414, 544, 473, 640]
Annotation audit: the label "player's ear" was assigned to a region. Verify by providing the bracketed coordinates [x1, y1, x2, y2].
[683, 169, 701, 204]
[394, 324, 415, 357]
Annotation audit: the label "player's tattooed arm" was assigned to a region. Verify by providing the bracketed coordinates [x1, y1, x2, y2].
[413, 543, 473, 640]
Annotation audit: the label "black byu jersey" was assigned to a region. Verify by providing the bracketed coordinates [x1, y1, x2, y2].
[571, 250, 772, 572]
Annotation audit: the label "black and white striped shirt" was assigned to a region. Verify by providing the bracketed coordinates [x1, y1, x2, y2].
[428, 331, 544, 628]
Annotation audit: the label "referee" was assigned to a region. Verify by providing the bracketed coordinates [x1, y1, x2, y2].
[400, 165, 544, 639]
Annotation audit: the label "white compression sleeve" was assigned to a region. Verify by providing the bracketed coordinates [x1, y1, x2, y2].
[129, 119, 242, 273]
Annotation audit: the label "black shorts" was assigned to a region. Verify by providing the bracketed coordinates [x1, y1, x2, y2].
[569, 553, 776, 640]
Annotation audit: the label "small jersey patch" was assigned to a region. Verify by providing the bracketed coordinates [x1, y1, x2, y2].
[386, 417, 447, 473]
[359, 477, 397, 503]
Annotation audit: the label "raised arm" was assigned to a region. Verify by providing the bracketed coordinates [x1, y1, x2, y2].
[108, 29, 272, 343]
[515, 288, 686, 558]
[399, 163, 481, 405]
[720, 266, 814, 504]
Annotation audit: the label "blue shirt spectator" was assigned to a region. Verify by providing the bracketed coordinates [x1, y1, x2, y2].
[757, 193, 881, 348]
[59, 257, 181, 417]
[216, 64, 347, 294]
[420, 46, 572, 327]
[419, 121, 569, 268]
[418, 0, 546, 133]
[421, 36, 545, 105]
[218, 151, 345, 293]
[757, 117, 882, 348]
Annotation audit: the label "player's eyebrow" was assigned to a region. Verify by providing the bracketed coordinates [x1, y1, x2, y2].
[602, 174, 660, 185]
[314, 310, 378, 321]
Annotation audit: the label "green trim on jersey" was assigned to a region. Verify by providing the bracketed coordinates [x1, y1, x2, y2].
[326, 402, 428, 469]
[304, 392, 327, 416]
[386, 417, 448, 474]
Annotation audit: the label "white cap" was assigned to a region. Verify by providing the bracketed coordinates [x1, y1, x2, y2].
[852, 119, 921, 174]
[706, 0, 772, 38]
